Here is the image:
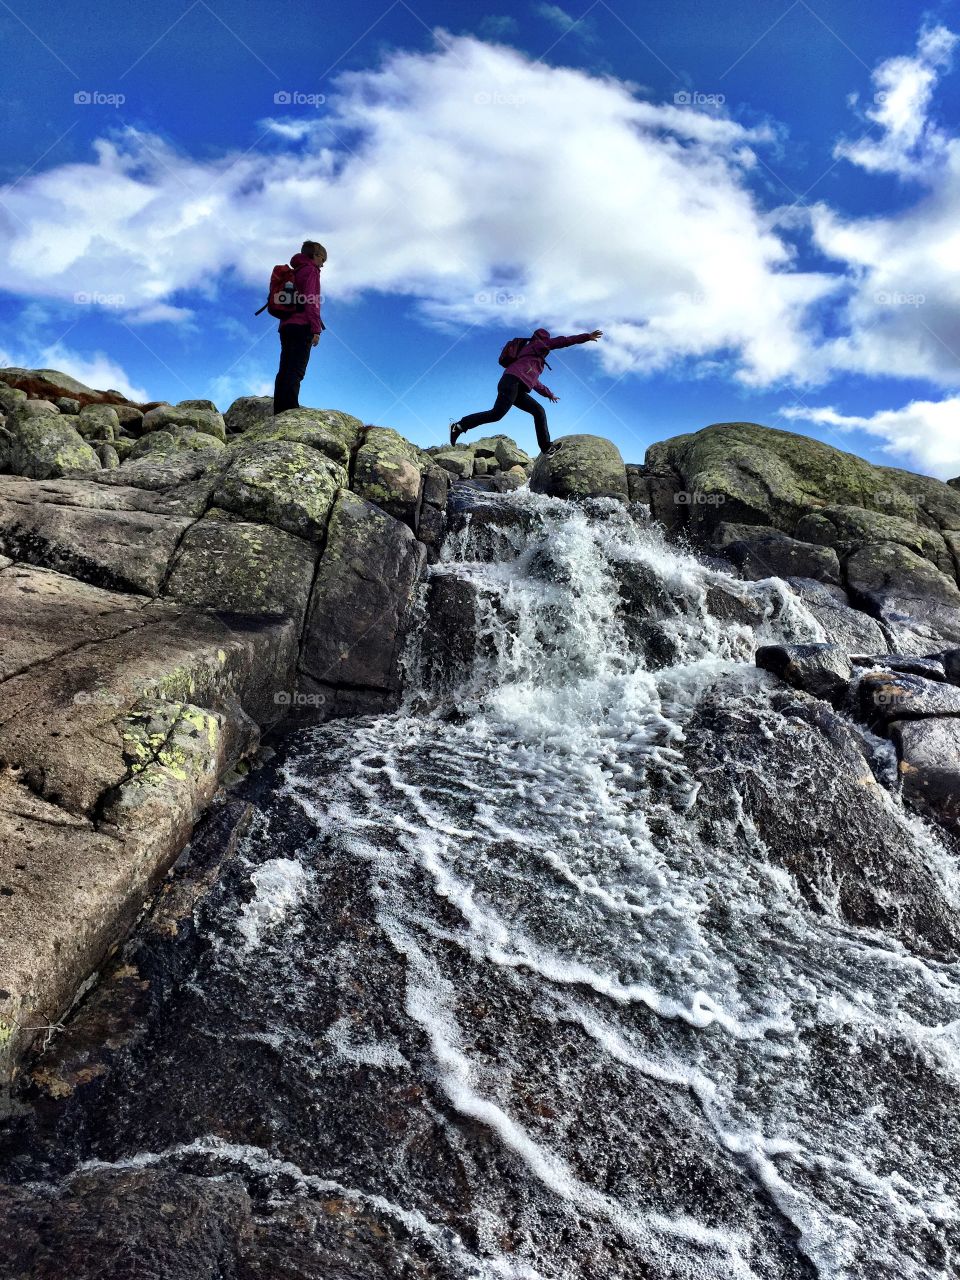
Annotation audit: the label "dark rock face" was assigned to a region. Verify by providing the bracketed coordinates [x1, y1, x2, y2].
[301, 491, 426, 694]
[721, 528, 841, 586]
[889, 717, 960, 834]
[858, 669, 960, 726]
[784, 578, 889, 653]
[845, 541, 960, 652]
[755, 643, 853, 704]
[683, 690, 960, 960]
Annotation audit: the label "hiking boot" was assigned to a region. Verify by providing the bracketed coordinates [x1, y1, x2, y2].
[449, 421, 466, 446]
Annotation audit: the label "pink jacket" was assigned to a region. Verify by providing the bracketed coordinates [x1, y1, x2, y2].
[280, 252, 324, 335]
[505, 328, 593, 396]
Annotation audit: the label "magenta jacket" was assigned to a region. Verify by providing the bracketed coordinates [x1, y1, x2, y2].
[505, 328, 593, 397]
[280, 252, 324, 336]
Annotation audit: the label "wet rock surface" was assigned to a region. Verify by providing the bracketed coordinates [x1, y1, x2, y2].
[3, 490, 959, 1279]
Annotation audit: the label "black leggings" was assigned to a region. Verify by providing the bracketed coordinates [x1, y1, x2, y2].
[457, 373, 550, 452]
[273, 324, 314, 415]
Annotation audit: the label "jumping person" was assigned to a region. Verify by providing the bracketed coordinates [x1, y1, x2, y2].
[272, 241, 326, 415]
[450, 327, 603, 453]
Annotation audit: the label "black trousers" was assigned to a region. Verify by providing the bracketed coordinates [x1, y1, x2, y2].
[458, 373, 550, 452]
[273, 325, 314, 415]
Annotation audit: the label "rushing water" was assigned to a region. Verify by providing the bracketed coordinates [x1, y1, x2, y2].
[3, 489, 960, 1280]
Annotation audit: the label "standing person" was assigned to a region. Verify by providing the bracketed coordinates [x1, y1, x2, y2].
[450, 327, 602, 453]
[273, 241, 326, 416]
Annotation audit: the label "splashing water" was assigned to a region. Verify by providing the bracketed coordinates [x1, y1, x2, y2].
[5, 489, 959, 1279]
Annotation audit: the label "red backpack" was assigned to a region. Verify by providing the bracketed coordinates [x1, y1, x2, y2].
[498, 335, 550, 369]
[255, 263, 302, 319]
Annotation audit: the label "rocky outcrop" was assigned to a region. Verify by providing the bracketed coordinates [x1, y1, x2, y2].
[0, 372, 472, 1083]
[644, 421, 960, 656]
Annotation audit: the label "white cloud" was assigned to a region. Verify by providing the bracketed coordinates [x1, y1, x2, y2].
[0, 33, 832, 389]
[802, 23, 960, 387]
[0, 25, 958, 402]
[0, 340, 150, 401]
[780, 397, 960, 480]
[834, 23, 958, 179]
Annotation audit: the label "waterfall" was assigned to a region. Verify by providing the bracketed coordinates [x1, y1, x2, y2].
[5, 489, 959, 1280]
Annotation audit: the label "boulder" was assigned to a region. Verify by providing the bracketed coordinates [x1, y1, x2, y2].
[715, 524, 841, 585]
[494, 437, 530, 470]
[352, 425, 425, 527]
[114, 404, 144, 432]
[943, 649, 960, 683]
[139, 404, 227, 441]
[0, 383, 28, 415]
[15, 399, 59, 417]
[301, 490, 426, 694]
[784, 578, 889, 654]
[96, 443, 120, 469]
[2, 410, 101, 479]
[529, 434, 628, 501]
[0, 367, 130, 406]
[755, 642, 853, 704]
[795, 504, 954, 576]
[242, 407, 360, 469]
[224, 395, 274, 434]
[212, 440, 346, 541]
[889, 717, 960, 834]
[162, 515, 318, 629]
[645, 422, 931, 537]
[845, 541, 960, 651]
[858, 670, 960, 727]
[430, 446, 474, 478]
[0, 490, 193, 595]
[129, 428, 224, 460]
[78, 404, 120, 441]
[177, 398, 219, 413]
[55, 397, 80, 415]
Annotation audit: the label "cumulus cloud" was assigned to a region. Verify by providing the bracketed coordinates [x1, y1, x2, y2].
[0, 32, 833, 388]
[835, 23, 958, 179]
[804, 23, 960, 387]
[0, 25, 958, 398]
[780, 397, 960, 480]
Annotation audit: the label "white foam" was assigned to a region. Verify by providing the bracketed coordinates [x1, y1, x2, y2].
[236, 857, 309, 949]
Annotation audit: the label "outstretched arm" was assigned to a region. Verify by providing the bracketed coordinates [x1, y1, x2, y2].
[545, 329, 603, 350]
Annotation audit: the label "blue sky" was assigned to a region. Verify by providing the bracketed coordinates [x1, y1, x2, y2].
[1, 0, 959, 474]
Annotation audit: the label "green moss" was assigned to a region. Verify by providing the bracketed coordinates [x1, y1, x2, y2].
[212, 441, 345, 540]
[647, 423, 921, 530]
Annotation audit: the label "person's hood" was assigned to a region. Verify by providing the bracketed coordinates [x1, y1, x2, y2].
[290, 252, 317, 268]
